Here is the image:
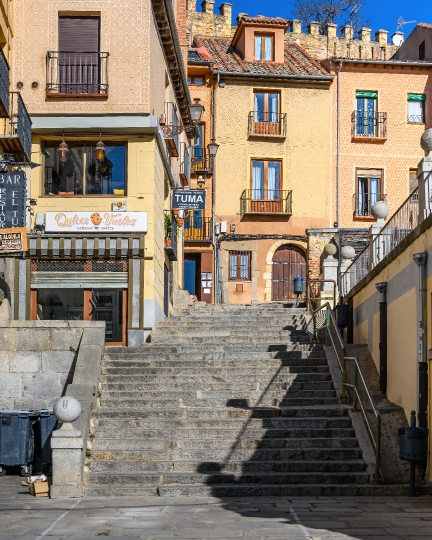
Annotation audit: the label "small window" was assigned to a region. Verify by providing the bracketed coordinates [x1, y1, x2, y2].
[229, 251, 251, 281]
[419, 40, 426, 61]
[409, 168, 418, 199]
[44, 142, 126, 196]
[408, 94, 426, 123]
[355, 169, 383, 217]
[187, 76, 205, 85]
[255, 34, 274, 61]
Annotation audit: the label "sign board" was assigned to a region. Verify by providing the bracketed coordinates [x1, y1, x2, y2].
[45, 212, 148, 233]
[172, 189, 206, 210]
[0, 171, 26, 229]
[0, 227, 28, 253]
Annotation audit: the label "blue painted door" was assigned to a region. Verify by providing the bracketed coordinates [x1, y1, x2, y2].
[184, 259, 197, 296]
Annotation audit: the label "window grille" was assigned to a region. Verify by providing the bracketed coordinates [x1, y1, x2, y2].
[229, 251, 251, 281]
[32, 259, 128, 272]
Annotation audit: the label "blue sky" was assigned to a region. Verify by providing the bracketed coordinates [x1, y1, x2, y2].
[227, 1, 429, 38]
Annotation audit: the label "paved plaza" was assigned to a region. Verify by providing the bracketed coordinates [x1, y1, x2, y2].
[1, 477, 432, 539]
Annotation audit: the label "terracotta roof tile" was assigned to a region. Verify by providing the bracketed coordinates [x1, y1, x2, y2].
[193, 36, 330, 78]
[237, 14, 290, 26]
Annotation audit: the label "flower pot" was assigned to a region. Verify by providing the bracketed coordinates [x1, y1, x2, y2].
[165, 238, 172, 247]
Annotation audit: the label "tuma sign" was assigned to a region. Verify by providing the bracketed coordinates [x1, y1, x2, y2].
[0, 171, 26, 229]
[45, 211, 148, 233]
[172, 189, 206, 210]
[0, 227, 28, 253]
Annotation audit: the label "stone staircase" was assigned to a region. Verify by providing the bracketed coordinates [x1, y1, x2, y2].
[84, 303, 373, 497]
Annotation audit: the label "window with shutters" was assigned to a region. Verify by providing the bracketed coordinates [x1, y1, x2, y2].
[46, 16, 109, 95]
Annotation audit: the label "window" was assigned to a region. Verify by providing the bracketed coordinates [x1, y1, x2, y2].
[229, 251, 251, 281]
[251, 160, 281, 200]
[419, 40, 426, 61]
[409, 168, 418, 200]
[253, 91, 279, 123]
[408, 94, 426, 123]
[44, 142, 126, 195]
[255, 34, 274, 61]
[355, 91, 378, 136]
[187, 76, 205, 85]
[355, 169, 382, 217]
[191, 124, 204, 170]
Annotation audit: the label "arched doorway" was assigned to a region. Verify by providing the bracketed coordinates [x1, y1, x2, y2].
[272, 245, 306, 301]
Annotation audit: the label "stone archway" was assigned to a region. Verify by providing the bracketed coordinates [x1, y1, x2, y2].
[263, 240, 307, 301]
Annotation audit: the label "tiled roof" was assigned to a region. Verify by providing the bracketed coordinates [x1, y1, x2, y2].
[236, 14, 290, 26]
[418, 22, 432, 29]
[193, 36, 330, 77]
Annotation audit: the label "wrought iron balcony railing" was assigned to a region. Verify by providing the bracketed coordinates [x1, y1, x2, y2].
[0, 47, 10, 117]
[0, 92, 32, 161]
[179, 142, 190, 186]
[352, 111, 387, 138]
[46, 52, 109, 96]
[240, 189, 293, 215]
[248, 111, 287, 137]
[191, 148, 213, 173]
[161, 102, 180, 157]
[184, 216, 212, 242]
[353, 193, 387, 217]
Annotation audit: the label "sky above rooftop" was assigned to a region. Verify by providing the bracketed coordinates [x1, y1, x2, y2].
[226, 0, 428, 40]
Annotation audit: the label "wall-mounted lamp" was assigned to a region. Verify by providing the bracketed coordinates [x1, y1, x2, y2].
[58, 134, 69, 163]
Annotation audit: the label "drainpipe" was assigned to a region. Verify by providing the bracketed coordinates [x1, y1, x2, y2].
[335, 60, 343, 228]
[375, 282, 387, 394]
[413, 252, 428, 429]
[213, 74, 219, 303]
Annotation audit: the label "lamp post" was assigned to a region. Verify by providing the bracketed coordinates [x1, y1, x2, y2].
[161, 98, 205, 137]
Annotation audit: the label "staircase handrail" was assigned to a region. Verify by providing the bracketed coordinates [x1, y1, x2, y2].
[307, 279, 337, 314]
[308, 301, 382, 481]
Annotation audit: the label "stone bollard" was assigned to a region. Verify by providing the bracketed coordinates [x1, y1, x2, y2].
[50, 397, 84, 498]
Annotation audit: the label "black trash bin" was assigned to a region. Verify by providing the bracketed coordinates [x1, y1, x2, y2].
[399, 426, 428, 462]
[39, 409, 58, 468]
[0, 410, 35, 476]
[335, 303, 350, 328]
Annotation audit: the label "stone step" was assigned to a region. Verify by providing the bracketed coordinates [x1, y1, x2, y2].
[105, 343, 323, 355]
[104, 351, 327, 363]
[87, 458, 366, 474]
[150, 336, 311, 344]
[151, 329, 308, 338]
[85, 471, 370, 487]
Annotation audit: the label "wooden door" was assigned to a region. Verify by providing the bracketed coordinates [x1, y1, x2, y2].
[271, 245, 306, 301]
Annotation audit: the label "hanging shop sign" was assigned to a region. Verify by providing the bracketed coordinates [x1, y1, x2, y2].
[172, 189, 206, 210]
[0, 227, 28, 253]
[0, 171, 27, 229]
[45, 211, 148, 233]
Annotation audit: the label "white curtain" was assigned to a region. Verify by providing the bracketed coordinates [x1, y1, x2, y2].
[358, 177, 366, 215]
[268, 93, 278, 122]
[408, 100, 423, 120]
[255, 36, 262, 60]
[370, 177, 379, 208]
[264, 36, 272, 60]
[229, 253, 237, 279]
[252, 161, 264, 200]
[240, 253, 249, 279]
[268, 162, 280, 200]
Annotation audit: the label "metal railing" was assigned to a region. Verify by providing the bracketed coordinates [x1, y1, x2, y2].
[240, 189, 292, 215]
[180, 142, 190, 185]
[1, 92, 32, 161]
[407, 114, 425, 124]
[307, 301, 382, 480]
[0, 47, 10, 117]
[353, 193, 387, 217]
[351, 111, 387, 138]
[184, 216, 212, 241]
[163, 102, 180, 150]
[46, 52, 109, 95]
[248, 111, 287, 137]
[341, 244, 370, 295]
[191, 147, 213, 173]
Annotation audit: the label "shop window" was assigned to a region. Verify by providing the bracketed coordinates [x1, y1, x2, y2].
[255, 34, 274, 61]
[44, 142, 126, 195]
[407, 94, 426, 123]
[229, 251, 251, 281]
[187, 76, 205, 85]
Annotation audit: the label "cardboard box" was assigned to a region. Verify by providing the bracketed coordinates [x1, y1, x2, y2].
[29, 479, 49, 497]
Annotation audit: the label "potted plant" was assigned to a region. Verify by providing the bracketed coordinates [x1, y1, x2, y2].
[164, 213, 173, 247]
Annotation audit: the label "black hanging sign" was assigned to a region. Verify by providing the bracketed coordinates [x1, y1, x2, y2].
[171, 189, 206, 210]
[0, 171, 26, 229]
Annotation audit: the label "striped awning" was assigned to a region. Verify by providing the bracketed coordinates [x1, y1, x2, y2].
[27, 234, 145, 258]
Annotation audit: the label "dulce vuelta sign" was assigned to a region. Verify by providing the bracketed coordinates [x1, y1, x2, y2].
[45, 211, 148, 233]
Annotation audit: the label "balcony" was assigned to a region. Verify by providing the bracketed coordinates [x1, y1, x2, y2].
[179, 142, 190, 186]
[353, 193, 387, 218]
[248, 111, 287, 137]
[0, 47, 10, 117]
[351, 111, 387, 140]
[164, 211, 178, 261]
[161, 102, 179, 157]
[191, 148, 213, 173]
[0, 92, 32, 161]
[184, 216, 212, 242]
[46, 52, 109, 97]
[240, 190, 292, 215]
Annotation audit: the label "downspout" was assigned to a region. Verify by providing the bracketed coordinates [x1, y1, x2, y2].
[413, 252, 428, 429]
[375, 282, 387, 394]
[336, 60, 343, 228]
[213, 74, 218, 303]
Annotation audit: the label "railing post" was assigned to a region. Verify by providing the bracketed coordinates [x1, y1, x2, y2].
[342, 357, 347, 399]
[352, 361, 358, 411]
[375, 415, 381, 479]
[325, 307, 331, 346]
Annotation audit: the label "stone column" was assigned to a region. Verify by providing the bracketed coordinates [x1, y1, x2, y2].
[339, 246, 356, 296]
[321, 243, 338, 307]
[418, 129, 432, 224]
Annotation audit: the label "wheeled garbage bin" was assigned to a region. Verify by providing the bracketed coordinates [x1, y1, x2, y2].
[38, 409, 58, 469]
[0, 410, 35, 476]
[399, 426, 428, 462]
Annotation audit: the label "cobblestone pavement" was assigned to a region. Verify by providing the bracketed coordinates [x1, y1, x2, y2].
[1, 477, 432, 539]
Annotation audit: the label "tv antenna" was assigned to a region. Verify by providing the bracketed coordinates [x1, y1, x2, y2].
[396, 16, 416, 32]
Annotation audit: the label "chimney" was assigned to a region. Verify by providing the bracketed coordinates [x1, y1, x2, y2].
[360, 27, 371, 41]
[341, 25, 354, 40]
[186, 0, 196, 11]
[201, 0, 214, 14]
[308, 21, 319, 36]
[290, 19, 302, 33]
[219, 3, 232, 24]
[325, 23, 337, 38]
[375, 29, 388, 46]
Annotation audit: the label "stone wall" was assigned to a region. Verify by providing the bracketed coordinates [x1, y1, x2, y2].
[307, 228, 338, 280]
[0, 317, 105, 410]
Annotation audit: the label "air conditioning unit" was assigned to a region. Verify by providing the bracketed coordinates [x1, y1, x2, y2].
[112, 201, 127, 212]
[159, 113, 166, 125]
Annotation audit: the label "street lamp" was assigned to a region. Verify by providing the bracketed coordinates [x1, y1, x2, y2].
[95, 135, 106, 163]
[207, 138, 219, 158]
[189, 98, 205, 125]
[161, 98, 205, 138]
